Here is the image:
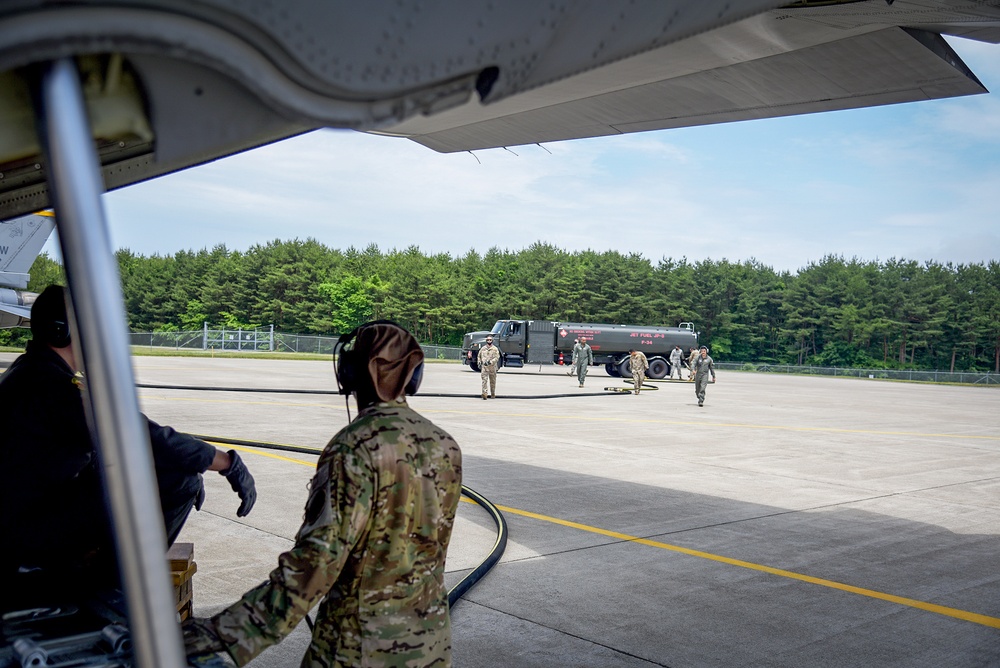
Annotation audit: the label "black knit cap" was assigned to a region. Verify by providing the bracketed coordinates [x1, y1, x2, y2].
[31, 284, 71, 347]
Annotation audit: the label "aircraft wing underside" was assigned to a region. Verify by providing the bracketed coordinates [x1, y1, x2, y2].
[380, 25, 990, 152]
[0, 0, 998, 219]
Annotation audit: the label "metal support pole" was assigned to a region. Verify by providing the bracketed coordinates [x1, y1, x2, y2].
[36, 58, 186, 668]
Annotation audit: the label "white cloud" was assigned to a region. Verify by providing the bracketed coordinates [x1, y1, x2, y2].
[74, 38, 1000, 274]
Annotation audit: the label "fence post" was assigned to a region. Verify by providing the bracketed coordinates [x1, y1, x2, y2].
[202, 321, 208, 351]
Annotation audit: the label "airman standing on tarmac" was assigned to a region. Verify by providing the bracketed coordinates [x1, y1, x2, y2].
[477, 336, 501, 399]
[693, 345, 717, 407]
[669, 345, 684, 380]
[628, 348, 648, 395]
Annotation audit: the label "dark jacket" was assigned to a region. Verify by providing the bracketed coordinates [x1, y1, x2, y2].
[0, 342, 215, 591]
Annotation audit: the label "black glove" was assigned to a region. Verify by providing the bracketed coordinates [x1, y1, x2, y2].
[219, 450, 256, 517]
[194, 476, 206, 511]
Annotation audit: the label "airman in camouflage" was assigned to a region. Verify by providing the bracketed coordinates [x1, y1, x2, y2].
[693, 346, 717, 407]
[687, 347, 699, 382]
[184, 322, 462, 668]
[628, 349, 648, 395]
[477, 336, 501, 399]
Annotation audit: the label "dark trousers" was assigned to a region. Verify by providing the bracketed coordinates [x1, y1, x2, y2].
[158, 470, 203, 545]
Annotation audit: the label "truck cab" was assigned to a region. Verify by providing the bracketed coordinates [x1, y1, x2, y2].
[462, 320, 528, 371]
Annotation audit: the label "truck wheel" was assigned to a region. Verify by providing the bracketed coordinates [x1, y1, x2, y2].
[470, 360, 481, 373]
[616, 358, 632, 378]
[647, 358, 669, 379]
[605, 362, 620, 377]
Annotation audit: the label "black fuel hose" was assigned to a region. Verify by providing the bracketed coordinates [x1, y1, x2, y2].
[191, 435, 507, 609]
[139, 383, 630, 399]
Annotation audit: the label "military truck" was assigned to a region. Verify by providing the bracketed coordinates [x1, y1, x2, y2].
[462, 319, 699, 379]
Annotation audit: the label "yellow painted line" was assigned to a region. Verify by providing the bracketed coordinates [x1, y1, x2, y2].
[214, 443, 317, 466]
[420, 409, 1000, 442]
[496, 504, 1000, 629]
[209, 438, 1000, 628]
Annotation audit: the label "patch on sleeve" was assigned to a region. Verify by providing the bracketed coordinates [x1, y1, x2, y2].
[300, 462, 333, 536]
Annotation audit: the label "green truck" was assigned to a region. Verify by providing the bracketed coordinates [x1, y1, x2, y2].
[462, 319, 699, 379]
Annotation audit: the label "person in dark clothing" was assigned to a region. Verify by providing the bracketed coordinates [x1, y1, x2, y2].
[0, 285, 256, 607]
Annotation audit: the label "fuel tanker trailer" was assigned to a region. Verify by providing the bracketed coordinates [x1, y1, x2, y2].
[462, 319, 699, 379]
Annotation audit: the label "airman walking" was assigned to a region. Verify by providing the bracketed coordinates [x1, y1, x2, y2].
[628, 348, 648, 395]
[575, 337, 594, 387]
[692, 345, 716, 406]
[686, 346, 699, 382]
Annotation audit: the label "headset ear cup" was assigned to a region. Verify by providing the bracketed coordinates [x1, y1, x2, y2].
[405, 361, 423, 396]
[339, 350, 356, 394]
[334, 327, 360, 395]
[49, 320, 70, 348]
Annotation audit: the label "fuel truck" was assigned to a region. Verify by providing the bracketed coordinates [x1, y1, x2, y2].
[462, 320, 699, 379]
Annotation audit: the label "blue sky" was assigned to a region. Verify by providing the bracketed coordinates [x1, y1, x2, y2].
[52, 37, 1000, 275]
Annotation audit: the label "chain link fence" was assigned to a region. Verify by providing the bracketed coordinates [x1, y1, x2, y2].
[128, 329, 463, 360]
[715, 362, 999, 386]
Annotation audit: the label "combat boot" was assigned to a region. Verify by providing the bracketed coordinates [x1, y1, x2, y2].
[482, 392, 487, 400]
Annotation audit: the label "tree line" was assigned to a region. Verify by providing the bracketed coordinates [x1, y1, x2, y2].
[6, 240, 1000, 372]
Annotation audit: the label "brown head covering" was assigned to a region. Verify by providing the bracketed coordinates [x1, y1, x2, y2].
[353, 322, 424, 402]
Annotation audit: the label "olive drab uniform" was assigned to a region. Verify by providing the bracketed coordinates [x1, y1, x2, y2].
[477, 343, 501, 398]
[693, 353, 716, 406]
[184, 400, 462, 667]
[568, 340, 581, 375]
[575, 342, 594, 387]
[629, 351, 648, 395]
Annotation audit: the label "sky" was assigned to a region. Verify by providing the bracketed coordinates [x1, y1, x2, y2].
[46, 37, 1000, 275]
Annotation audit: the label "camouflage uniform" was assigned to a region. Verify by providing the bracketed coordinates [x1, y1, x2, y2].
[477, 343, 501, 398]
[687, 348, 699, 381]
[693, 353, 716, 406]
[184, 400, 463, 667]
[628, 351, 648, 395]
[575, 343, 593, 387]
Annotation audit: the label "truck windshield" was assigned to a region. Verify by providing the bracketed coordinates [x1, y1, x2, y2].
[490, 321, 505, 335]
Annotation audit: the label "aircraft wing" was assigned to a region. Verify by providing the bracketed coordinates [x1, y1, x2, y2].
[0, 212, 55, 290]
[0, 0, 784, 221]
[377, 18, 995, 152]
[0, 0, 998, 218]
[0, 298, 31, 320]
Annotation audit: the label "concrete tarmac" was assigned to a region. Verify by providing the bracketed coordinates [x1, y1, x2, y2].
[20, 352, 1000, 667]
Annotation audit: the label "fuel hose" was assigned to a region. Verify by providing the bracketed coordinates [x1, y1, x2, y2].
[138, 383, 632, 399]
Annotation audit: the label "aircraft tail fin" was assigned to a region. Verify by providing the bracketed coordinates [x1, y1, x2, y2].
[0, 211, 56, 290]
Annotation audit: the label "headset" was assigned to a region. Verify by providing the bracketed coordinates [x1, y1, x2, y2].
[333, 320, 424, 397]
